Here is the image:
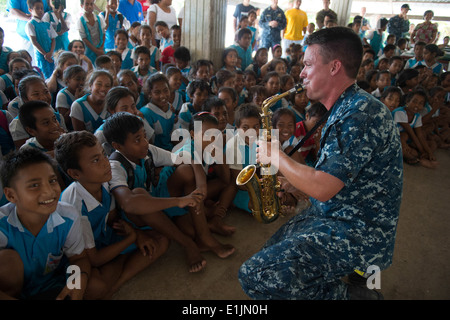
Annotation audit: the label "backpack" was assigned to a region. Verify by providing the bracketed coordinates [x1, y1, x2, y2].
[108, 149, 157, 191]
[102, 11, 124, 29]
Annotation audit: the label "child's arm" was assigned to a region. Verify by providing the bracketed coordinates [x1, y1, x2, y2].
[29, 35, 48, 57]
[56, 250, 91, 300]
[82, 38, 102, 56]
[46, 67, 62, 93]
[399, 123, 424, 152]
[112, 186, 203, 216]
[44, 39, 56, 63]
[71, 117, 87, 132]
[85, 219, 137, 267]
[54, 8, 69, 35]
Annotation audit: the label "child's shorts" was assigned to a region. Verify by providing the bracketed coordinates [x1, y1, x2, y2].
[153, 166, 188, 218]
[233, 189, 252, 213]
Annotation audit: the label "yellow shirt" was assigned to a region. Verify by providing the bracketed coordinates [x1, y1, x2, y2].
[284, 8, 308, 40]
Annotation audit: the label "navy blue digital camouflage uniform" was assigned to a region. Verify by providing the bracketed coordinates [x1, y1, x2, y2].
[258, 5, 287, 50]
[238, 84, 403, 300]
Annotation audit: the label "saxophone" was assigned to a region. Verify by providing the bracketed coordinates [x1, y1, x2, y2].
[236, 83, 304, 223]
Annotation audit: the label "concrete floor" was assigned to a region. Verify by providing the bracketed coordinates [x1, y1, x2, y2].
[112, 149, 450, 300]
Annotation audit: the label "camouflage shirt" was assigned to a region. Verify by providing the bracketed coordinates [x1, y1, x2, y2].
[305, 84, 403, 271]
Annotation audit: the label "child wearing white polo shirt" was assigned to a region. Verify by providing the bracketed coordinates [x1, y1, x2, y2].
[56, 131, 169, 298]
[0, 148, 90, 299]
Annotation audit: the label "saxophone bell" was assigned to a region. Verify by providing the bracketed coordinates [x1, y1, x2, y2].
[236, 164, 280, 224]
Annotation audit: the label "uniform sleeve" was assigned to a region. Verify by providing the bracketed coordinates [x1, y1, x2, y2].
[56, 91, 69, 110]
[63, 207, 86, 257]
[77, 17, 87, 39]
[277, 9, 287, 30]
[69, 101, 84, 122]
[42, 12, 50, 22]
[65, 12, 72, 29]
[109, 160, 129, 191]
[393, 110, 408, 124]
[80, 216, 96, 249]
[148, 144, 174, 167]
[25, 21, 36, 38]
[9, 117, 29, 141]
[48, 24, 58, 39]
[225, 136, 244, 171]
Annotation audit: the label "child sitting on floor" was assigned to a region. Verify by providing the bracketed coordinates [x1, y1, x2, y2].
[392, 89, 438, 168]
[103, 112, 234, 273]
[56, 131, 169, 299]
[0, 148, 92, 300]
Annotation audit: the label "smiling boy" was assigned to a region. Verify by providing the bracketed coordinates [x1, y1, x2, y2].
[0, 148, 90, 299]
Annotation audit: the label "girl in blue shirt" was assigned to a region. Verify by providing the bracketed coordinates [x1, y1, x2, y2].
[70, 70, 112, 133]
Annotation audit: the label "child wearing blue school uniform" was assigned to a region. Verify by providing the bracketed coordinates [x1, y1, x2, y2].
[8, 74, 67, 150]
[18, 100, 65, 154]
[100, 0, 130, 52]
[56, 131, 167, 298]
[140, 74, 176, 151]
[42, 2, 72, 52]
[102, 112, 233, 273]
[225, 104, 261, 213]
[392, 90, 436, 167]
[25, 0, 58, 79]
[77, 0, 106, 64]
[70, 94, 110, 133]
[230, 28, 253, 71]
[69, 70, 112, 133]
[95, 86, 154, 147]
[131, 46, 157, 85]
[113, 29, 134, 70]
[176, 80, 210, 131]
[0, 148, 90, 300]
[165, 67, 184, 114]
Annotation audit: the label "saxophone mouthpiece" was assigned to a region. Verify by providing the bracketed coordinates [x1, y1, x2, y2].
[291, 83, 304, 94]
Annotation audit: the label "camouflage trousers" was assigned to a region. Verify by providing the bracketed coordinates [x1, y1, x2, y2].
[238, 213, 357, 300]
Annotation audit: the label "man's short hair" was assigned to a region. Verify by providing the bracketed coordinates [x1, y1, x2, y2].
[305, 26, 363, 79]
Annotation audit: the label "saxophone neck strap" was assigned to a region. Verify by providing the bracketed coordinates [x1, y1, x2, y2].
[287, 106, 333, 157]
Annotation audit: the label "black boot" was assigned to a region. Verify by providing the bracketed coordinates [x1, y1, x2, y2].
[347, 283, 384, 300]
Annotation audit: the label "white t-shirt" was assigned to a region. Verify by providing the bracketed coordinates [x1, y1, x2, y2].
[147, 4, 178, 40]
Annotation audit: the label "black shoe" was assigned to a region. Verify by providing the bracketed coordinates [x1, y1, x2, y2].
[347, 283, 384, 300]
[347, 271, 367, 287]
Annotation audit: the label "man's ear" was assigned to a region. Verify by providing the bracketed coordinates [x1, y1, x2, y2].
[3, 187, 18, 204]
[330, 60, 342, 76]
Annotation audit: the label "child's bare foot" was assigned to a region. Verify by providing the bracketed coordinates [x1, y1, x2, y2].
[208, 215, 236, 236]
[419, 158, 438, 169]
[209, 243, 235, 259]
[197, 237, 235, 258]
[185, 246, 206, 273]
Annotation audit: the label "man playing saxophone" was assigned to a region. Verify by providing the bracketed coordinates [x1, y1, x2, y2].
[238, 27, 403, 300]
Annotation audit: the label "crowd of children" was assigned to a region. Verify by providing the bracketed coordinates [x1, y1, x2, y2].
[0, 0, 449, 300]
